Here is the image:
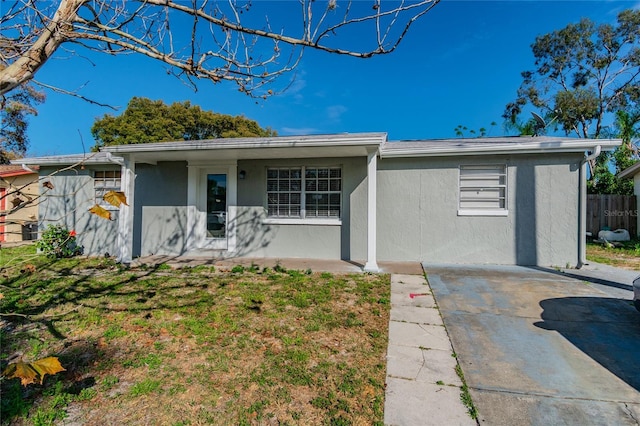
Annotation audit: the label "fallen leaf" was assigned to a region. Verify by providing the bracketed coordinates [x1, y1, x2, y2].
[2, 357, 66, 386]
[103, 190, 128, 208]
[89, 204, 112, 220]
[20, 264, 36, 274]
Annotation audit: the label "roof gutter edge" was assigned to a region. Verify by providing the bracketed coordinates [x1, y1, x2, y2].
[380, 142, 621, 158]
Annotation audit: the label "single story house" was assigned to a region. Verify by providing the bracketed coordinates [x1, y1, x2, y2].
[618, 161, 640, 238]
[13, 133, 620, 269]
[0, 165, 39, 243]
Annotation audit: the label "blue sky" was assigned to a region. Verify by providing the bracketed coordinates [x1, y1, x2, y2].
[24, 0, 640, 156]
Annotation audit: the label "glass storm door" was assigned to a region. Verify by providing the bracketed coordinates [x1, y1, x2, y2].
[206, 174, 227, 242]
[189, 165, 236, 253]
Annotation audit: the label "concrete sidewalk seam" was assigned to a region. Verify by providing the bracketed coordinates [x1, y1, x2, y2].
[384, 273, 476, 426]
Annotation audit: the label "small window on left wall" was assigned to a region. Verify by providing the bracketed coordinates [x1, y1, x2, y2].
[94, 170, 121, 206]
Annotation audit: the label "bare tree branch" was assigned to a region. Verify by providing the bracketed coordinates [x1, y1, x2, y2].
[0, 0, 440, 98]
[33, 80, 118, 109]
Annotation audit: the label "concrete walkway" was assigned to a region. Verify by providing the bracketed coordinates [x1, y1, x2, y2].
[384, 274, 476, 426]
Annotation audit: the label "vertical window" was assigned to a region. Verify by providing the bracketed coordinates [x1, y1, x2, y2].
[267, 168, 302, 217]
[94, 170, 121, 206]
[267, 167, 341, 219]
[458, 165, 507, 215]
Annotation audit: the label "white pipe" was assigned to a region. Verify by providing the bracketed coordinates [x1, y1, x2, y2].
[577, 145, 601, 268]
[105, 151, 125, 166]
[20, 163, 35, 173]
[584, 145, 601, 164]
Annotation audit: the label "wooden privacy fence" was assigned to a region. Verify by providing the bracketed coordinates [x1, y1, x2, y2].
[587, 194, 637, 238]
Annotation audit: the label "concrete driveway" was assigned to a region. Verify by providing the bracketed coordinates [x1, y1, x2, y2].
[424, 264, 640, 426]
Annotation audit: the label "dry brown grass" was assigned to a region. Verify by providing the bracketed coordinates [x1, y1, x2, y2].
[1, 247, 390, 425]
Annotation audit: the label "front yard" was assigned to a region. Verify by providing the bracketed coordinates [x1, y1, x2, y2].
[0, 245, 390, 425]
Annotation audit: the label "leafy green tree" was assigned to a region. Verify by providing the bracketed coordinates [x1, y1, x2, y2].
[504, 9, 640, 188]
[0, 84, 45, 163]
[589, 110, 640, 194]
[504, 10, 640, 141]
[454, 122, 498, 138]
[91, 97, 276, 150]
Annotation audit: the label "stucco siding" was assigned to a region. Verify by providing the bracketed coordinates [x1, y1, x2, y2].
[235, 157, 367, 260]
[38, 167, 119, 256]
[140, 206, 190, 255]
[377, 154, 582, 266]
[134, 162, 188, 256]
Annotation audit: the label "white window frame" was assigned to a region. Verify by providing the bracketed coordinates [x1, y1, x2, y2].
[94, 170, 122, 209]
[458, 164, 508, 217]
[265, 166, 342, 225]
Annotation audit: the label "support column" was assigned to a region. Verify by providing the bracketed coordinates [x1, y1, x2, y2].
[117, 156, 135, 264]
[227, 164, 238, 253]
[364, 150, 379, 272]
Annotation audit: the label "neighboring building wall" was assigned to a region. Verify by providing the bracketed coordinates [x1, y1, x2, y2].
[134, 162, 188, 256]
[39, 166, 120, 256]
[236, 157, 368, 260]
[1, 173, 39, 242]
[376, 153, 582, 267]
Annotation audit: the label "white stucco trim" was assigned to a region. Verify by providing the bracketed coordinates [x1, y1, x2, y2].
[457, 210, 509, 217]
[117, 157, 135, 263]
[227, 165, 238, 252]
[186, 162, 238, 253]
[263, 218, 342, 226]
[364, 151, 379, 272]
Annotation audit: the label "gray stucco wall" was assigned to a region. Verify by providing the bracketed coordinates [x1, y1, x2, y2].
[236, 157, 368, 260]
[377, 153, 582, 266]
[38, 166, 120, 256]
[134, 162, 188, 256]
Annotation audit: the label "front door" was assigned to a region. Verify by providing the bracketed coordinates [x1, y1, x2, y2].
[199, 171, 228, 250]
[188, 164, 237, 253]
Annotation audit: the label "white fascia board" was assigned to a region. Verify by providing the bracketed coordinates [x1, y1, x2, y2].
[380, 138, 622, 158]
[12, 153, 125, 166]
[101, 133, 387, 154]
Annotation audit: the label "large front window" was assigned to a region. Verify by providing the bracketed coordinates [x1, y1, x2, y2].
[267, 167, 341, 218]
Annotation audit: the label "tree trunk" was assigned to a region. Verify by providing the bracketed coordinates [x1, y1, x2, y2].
[0, 0, 86, 96]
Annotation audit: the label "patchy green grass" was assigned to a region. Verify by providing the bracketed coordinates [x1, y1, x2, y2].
[0, 245, 390, 425]
[586, 239, 640, 270]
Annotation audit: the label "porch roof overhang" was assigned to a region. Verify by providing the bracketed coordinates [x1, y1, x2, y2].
[380, 136, 622, 158]
[100, 133, 387, 163]
[11, 152, 123, 167]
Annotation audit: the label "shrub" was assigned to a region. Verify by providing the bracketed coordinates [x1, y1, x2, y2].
[36, 225, 83, 258]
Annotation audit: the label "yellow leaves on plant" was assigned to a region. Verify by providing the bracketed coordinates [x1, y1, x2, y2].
[103, 190, 128, 208]
[2, 357, 66, 386]
[89, 204, 112, 221]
